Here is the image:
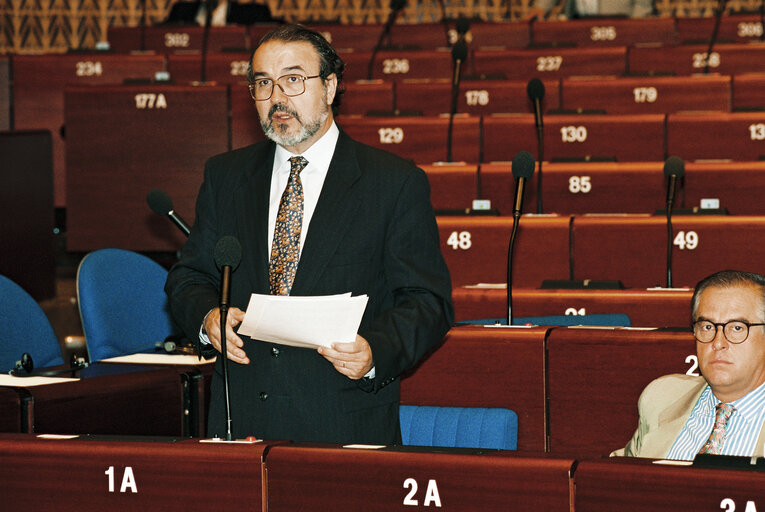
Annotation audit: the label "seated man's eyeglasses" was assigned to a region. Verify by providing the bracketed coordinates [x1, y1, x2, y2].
[692, 319, 765, 344]
[248, 74, 321, 101]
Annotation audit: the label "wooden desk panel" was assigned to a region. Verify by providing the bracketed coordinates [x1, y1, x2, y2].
[628, 43, 765, 76]
[452, 287, 693, 327]
[472, 47, 627, 80]
[532, 17, 676, 47]
[338, 80, 395, 115]
[667, 111, 765, 161]
[107, 25, 248, 53]
[65, 84, 228, 251]
[0, 56, 8, 130]
[230, 81, 269, 150]
[421, 163, 478, 212]
[0, 434, 269, 511]
[0, 388, 22, 432]
[265, 445, 574, 511]
[575, 457, 765, 512]
[307, 23, 385, 50]
[337, 115, 481, 164]
[561, 75, 731, 114]
[395, 78, 560, 116]
[572, 215, 765, 289]
[167, 52, 251, 84]
[546, 328, 697, 455]
[337, 49, 454, 81]
[11, 54, 166, 207]
[684, 161, 765, 215]
[732, 72, 765, 111]
[401, 325, 548, 450]
[437, 216, 570, 288]
[463, 21, 530, 49]
[675, 15, 765, 44]
[482, 114, 666, 162]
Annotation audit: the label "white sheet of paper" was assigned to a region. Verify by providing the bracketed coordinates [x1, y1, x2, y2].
[101, 354, 215, 365]
[0, 375, 79, 386]
[238, 293, 369, 349]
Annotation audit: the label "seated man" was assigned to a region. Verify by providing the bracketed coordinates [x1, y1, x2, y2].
[613, 270, 765, 459]
[527, 0, 653, 20]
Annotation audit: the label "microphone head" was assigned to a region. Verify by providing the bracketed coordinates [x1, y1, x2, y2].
[664, 156, 685, 178]
[214, 236, 242, 270]
[147, 188, 173, 216]
[527, 78, 545, 101]
[512, 151, 536, 179]
[451, 40, 468, 62]
[456, 16, 470, 34]
[390, 0, 407, 11]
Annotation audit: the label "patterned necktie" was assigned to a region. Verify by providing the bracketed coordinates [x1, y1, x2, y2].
[269, 156, 308, 296]
[698, 402, 735, 455]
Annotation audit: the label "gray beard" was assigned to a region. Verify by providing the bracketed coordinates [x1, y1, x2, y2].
[261, 104, 328, 148]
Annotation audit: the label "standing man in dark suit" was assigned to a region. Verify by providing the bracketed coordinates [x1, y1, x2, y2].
[165, 24, 453, 444]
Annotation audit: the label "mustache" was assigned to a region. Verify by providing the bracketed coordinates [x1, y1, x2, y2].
[268, 104, 301, 122]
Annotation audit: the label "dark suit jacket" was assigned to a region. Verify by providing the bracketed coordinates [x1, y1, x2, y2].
[165, 130, 453, 444]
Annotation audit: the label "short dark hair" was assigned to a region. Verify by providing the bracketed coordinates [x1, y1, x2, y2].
[248, 24, 345, 113]
[691, 270, 765, 322]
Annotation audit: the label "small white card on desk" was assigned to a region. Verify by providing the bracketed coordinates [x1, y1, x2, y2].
[238, 293, 369, 349]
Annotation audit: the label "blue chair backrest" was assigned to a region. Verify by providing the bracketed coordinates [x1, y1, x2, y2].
[399, 405, 517, 450]
[458, 313, 631, 327]
[76, 248, 177, 361]
[0, 274, 64, 371]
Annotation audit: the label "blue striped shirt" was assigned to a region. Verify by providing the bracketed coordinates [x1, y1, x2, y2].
[667, 380, 765, 460]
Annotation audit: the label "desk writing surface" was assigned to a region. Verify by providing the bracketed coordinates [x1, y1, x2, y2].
[265, 444, 574, 511]
[0, 434, 270, 511]
[667, 111, 765, 161]
[561, 75, 731, 114]
[571, 215, 765, 289]
[628, 43, 765, 76]
[65, 84, 228, 251]
[532, 17, 676, 47]
[452, 287, 693, 327]
[472, 46, 627, 80]
[546, 327, 697, 455]
[166, 52, 252, 84]
[107, 25, 248, 53]
[574, 457, 765, 511]
[437, 216, 571, 288]
[400, 325, 549, 451]
[11, 54, 166, 207]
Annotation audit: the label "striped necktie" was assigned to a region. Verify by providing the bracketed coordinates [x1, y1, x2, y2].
[698, 402, 735, 455]
[269, 156, 308, 296]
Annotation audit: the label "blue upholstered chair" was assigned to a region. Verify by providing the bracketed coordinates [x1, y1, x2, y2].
[0, 274, 64, 372]
[399, 405, 518, 450]
[76, 248, 178, 362]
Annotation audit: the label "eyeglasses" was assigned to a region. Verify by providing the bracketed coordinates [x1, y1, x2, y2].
[692, 320, 765, 344]
[248, 74, 321, 101]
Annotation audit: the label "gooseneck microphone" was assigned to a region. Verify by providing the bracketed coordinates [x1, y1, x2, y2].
[214, 235, 242, 441]
[147, 188, 191, 237]
[664, 156, 685, 288]
[368, 0, 407, 79]
[527, 78, 545, 213]
[447, 40, 468, 162]
[704, 0, 728, 74]
[508, 151, 536, 325]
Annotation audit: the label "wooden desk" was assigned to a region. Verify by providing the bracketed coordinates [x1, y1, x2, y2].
[452, 287, 693, 327]
[338, 49, 454, 81]
[0, 434, 271, 511]
[395, 78, 561, 116]
[11, 54, 166, 207]
[265, 444, 575, 511]
[675, 15, 765, 44]
[546, 327, 697, 455]
[683, 161, 765, 215]
[561, 75, 731, 114]
[338, 79, 395, 115]
[667, 111, 765, 161]
[732, 72, 765, 110]
[473, 47, 627, 80]
[483, 113, 666, 162]
[628, 43, 765, 76]
[65, 84, 228, 251]
[421, 163, 478, 212]
[575, 457, 765, 511]
[462, 21, 530, 49]
[167, 51, 252, 84]
[437, 216, 571, 288]
[532, 17, 676, 47]
[401, 325, 549, 450]
[107, 25, 248, 53]
[337, 115, 481, 164]
[571, 215, 765, 288]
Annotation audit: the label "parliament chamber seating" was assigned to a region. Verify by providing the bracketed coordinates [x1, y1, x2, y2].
[400, 325, 549, 451]
[399, 405, 518, 450]
[667, 111, 765, 161]
[674, 14, 765, 44]
[436, 216, 570, 288]
[531, 17, 677, 47]
[628, 43, 765, 76]
[166, 51, 252, 84]
[64, 84, 228, 251]
[107, 25, 249, 53]
[472, 46, 628, 80]
[560, 74, 731, 114]
[732, 72, 765, 110]
[337, 48, 454, 81]
[11, 54, 166, 207]
[337, 80, 395, 115]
